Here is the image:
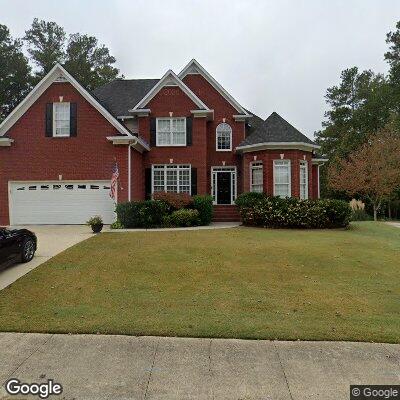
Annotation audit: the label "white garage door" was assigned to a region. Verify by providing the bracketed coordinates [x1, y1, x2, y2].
[10, 181, 116, 225]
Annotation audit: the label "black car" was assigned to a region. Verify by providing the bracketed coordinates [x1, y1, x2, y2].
[0, 228, 37, 270]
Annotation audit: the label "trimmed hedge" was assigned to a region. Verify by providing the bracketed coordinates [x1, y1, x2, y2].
[115, 200, 169, 229]
[235, 193, 351, 229]
[115, 194, 213, 229]
[192, 195, 213, 225]
[163, 209, 200, 227]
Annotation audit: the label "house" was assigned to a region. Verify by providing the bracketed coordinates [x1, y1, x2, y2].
[0, 59, 325, 225]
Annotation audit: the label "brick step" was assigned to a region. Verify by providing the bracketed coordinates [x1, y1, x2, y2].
[212, 205, 241, 222]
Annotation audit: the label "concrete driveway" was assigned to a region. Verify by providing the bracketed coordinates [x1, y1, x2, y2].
[0, 225, 92, 290]
[0, 333, 399, 400]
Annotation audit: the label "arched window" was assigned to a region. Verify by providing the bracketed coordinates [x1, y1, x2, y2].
[216, 123, 232, 151]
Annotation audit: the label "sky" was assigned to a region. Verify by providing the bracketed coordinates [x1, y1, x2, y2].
[2, 0, 400, 140]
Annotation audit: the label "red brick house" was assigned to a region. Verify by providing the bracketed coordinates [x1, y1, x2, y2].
[0, 60, 326, 225]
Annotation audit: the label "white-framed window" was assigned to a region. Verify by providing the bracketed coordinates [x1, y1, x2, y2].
[250, 161, 263, 193]
[299, 160, 308, 200]
[216, 123, 232, 151]
[152, 165, 191, 194]
[156, 117, 186, 146]
[273, 160, 291, 198]
[53, 102, 70, 137]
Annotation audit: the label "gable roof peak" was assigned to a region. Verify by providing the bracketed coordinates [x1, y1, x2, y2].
[178, 59, 250, 116]
[130, 68, 210, 111]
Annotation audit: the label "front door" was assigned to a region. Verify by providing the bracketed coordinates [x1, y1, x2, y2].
[217, 172, 231, 204]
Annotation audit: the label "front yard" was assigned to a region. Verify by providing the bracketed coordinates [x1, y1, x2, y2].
[0, 222, 399, 343]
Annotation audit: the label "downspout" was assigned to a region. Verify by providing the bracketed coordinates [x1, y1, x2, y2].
[128, 138, 138, 202]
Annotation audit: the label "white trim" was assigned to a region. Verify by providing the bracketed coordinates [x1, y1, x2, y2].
[236, 142, 320, 152]
[151, 164, 192, 195]
[0, 63, 149, 152]
[128, 145, 131, 201]
[129, 109, 151, 117]
[311, 158, 328, 164]
[250, 161, 263, 193]
[211, 166, 237, 205]
[178, 59, 251, 117]
[299, 160, 308, 200]
[52, 102, 70, 137]
[191, 109, 214, 120]
[233, 114, 252, 122]
[273, 159, 291, 198]
[0, 138, 14, 146]
[156, 117, 187, 147]
[216, 122, 232, 152]
[130, 70, 210, 111]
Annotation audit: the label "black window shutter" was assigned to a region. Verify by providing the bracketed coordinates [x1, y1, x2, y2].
[145, 168, 152, 199]
[191, 168, 197, 196]
[70, 103, 77, 136]
[186, 117, 193, 146]
[45, 103, 53, 137]
[150, 118, 156, 146]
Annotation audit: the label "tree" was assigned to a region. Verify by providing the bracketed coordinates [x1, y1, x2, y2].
[385, 21, 400, 128]
[24, 18, 66, 81]
[0, 24, 32, 122]
[64, 33, 119, 90]
[316, 68, 391, 161]
[328, 128, 400, 220]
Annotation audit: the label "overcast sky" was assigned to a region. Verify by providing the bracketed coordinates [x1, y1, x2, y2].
[2, 0, 400, 139]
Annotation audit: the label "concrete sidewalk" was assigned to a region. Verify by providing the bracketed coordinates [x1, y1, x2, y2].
[0, 333, 399, 399]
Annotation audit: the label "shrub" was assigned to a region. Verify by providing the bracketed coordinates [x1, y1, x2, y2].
[192, 195, 213, 225]
[235, 193, 351, 229]
[153, 192, 193, 211]
[349, 199, 371, 221]
[86, 215, 103, 226]
[116, 200, 169, 228]
[163, 209, 200, 227]
[110, 220, 123, 229]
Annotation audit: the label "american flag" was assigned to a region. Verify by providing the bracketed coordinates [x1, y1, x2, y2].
[109, 162, 119, 201]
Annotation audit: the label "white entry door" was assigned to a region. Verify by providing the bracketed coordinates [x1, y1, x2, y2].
[9, 181, 116, 225]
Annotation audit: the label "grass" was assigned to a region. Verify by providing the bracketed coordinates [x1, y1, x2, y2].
[0, 222, 399, 343]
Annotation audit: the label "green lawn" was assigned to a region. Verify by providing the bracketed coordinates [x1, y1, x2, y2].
[0, 222, 399, 343]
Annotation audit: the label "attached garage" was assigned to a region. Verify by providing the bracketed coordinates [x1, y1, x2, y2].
[9, 181, 116, 225]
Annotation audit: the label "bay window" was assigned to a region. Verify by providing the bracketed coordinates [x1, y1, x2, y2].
[152, 165, 191, 194]
[156, 118, 186, 146]
[250, 161, 263, 192]
[299, 161, 308, 200]
[273, 160, 291, 197]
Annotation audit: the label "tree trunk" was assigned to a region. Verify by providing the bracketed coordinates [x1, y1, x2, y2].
[373, 204, 378, 221]
[388, 201, 392, 220]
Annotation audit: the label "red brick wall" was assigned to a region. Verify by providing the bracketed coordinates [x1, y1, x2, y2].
[183, 74, 245, 193]
[137, 86, 208, 196]
[243, 149, 317, 199]
[0, 82, 133, 225]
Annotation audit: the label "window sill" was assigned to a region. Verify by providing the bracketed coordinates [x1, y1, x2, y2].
[216, 149, 232, 152]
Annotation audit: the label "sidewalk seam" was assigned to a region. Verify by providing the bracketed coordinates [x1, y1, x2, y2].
[2, 333, 54, 385]
[143, 339, 159, 400]
[273, 342, 294, 400]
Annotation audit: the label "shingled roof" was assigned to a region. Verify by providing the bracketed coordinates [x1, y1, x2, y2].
[240, 112, 316, 148]
[93, 79, 159, 117]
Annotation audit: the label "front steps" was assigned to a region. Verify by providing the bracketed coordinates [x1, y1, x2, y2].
[212, 205, 241, 222]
